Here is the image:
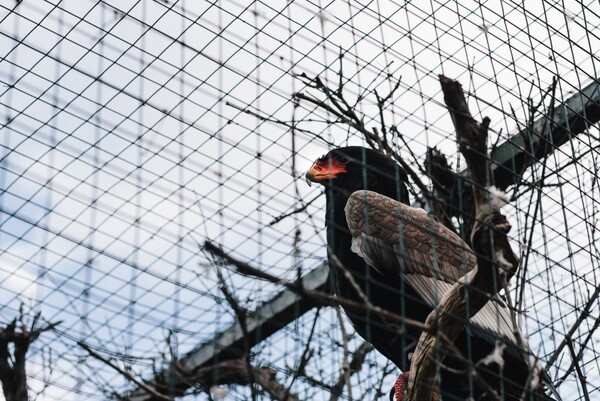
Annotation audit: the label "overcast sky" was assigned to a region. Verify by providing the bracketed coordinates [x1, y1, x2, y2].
[0, 1, 599, 400]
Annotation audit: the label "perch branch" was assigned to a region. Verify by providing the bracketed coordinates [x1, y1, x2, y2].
[406, 75, 520, 401]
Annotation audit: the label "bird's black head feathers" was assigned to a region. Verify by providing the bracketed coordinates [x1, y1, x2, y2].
[306, 146, 410, 204]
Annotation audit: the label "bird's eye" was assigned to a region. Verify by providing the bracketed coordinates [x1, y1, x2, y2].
[337, 156, 348, 164]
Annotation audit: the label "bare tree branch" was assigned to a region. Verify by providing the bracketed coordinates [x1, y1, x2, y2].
[283, 308, 319, 401]
[213, 265, 258, 401]
[566, 339, 591, 401]
[78, 341, 173, 401]
[177, 358, 303, 401]
[293, 70, 431, 200]
[203, 241, 428, 335]
[331, 307, 352, 401]
[269, 193, 321, 227]
[82, 337, 304, 401]
[203, 241, 499, 400]
[545, 283, 600, 371]
[329, 340, 372, 401]
[555, 314, 600, 387]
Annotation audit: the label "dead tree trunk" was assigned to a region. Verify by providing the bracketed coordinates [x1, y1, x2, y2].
[0, 310, 60, 401]
[406, 75, 520, 401]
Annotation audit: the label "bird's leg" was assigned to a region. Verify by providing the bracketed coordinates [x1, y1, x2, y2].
[390, 352, 413, 401]
[392, 371, 411, 401]
[390, 353, 439, 401]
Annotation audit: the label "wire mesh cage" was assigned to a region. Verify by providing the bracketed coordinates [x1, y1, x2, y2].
[0, 1, 599, 400]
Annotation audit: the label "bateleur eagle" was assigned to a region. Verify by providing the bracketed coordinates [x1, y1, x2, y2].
[305, 146, 556, 401]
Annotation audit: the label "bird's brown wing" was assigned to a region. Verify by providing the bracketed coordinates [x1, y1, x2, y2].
[345, 189, 517, 342]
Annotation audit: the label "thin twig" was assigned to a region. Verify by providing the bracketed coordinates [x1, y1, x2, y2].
[556, 314, 600, 386]
[226, 100, 336, 146]
[330, 340, 372, 401]
[566, 339, 591, 401]
[514, 79, 558, 310]
[545, 283, 600, 371]
[331, 307, 353, 401]
[283, 308, 320, 401]
[78, 341, 173, 401]
[293, 73, 431, 198]
[269, 193, 321, 226]
[214, 264, 258, 401]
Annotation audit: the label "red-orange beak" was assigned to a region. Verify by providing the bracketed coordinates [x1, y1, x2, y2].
[305, 158, 348, 186]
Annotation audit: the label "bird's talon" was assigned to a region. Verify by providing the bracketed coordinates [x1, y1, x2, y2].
[393, 371, 410, 401]
[392, 371, 440, 401]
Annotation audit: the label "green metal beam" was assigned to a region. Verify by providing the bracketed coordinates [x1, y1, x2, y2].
[490, 79, 600, 189]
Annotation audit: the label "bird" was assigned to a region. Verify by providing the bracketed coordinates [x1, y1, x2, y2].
[305, 146, 556, 401]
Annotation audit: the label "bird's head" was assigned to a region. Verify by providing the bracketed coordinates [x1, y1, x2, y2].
[305, 146, 410, 204]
